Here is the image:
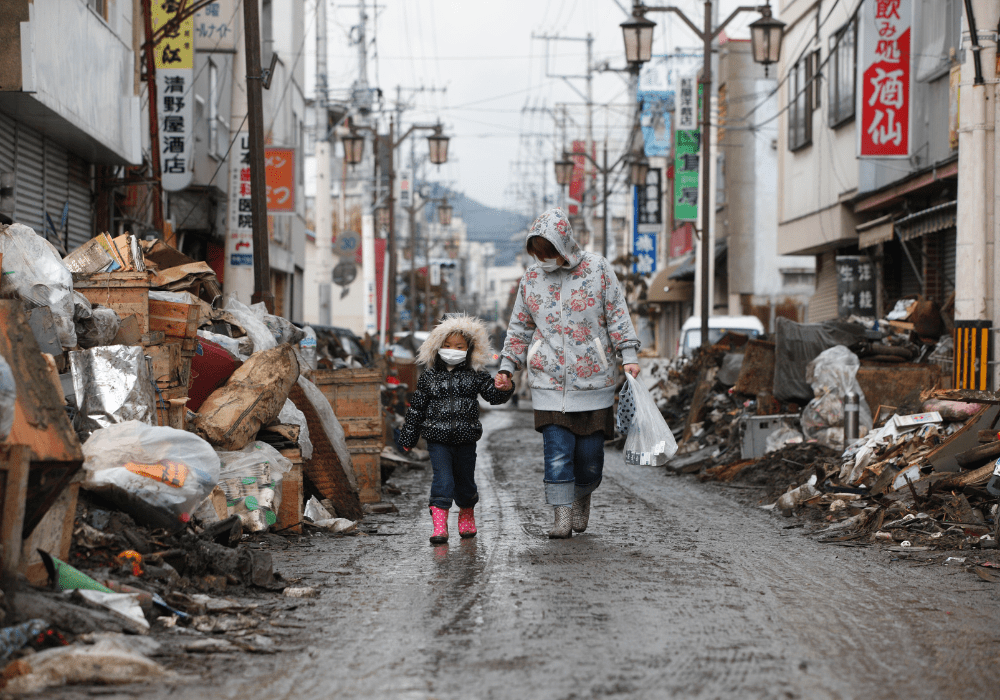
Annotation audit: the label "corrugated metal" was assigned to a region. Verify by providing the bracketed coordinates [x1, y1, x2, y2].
[67, 156, 92, 249]
[899, 239, 922, 299]
[0, 113, 14, 175]
[14, 124, 45, 235]
[942, 228, 956, 297]
[43, 140, 70, 252]
[808, 251, 838, 322]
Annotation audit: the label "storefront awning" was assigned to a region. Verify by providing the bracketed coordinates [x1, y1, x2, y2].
[668, 240, 727, 280]
[894, 200, 957, 241]
[857, 214, 894, 249]
[647, 262, 694, 302]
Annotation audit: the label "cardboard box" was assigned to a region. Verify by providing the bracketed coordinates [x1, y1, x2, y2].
[73, 271, 150, 334]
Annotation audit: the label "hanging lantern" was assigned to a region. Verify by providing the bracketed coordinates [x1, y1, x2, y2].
[427, 129, 450, 165]
[437, 199, 453, 227]
[554, 155, 575, 187]
[341, 131, 365, 165]
[620, 12, 656, 65]
[749, 5, 786, 75]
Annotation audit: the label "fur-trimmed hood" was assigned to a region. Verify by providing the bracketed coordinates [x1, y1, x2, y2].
[416, 314, 495, 371]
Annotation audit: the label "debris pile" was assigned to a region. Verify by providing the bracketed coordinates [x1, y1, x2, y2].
[0, 222, 395, 693]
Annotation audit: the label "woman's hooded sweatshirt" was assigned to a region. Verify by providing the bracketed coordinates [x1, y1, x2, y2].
[499, 208, 640, 412]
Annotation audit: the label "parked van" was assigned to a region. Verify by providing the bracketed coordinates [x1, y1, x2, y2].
[678, 315, 765, 357]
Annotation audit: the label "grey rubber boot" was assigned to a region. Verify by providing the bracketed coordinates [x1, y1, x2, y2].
[548, 506, 572, 539]
[571, 493, 591, 533]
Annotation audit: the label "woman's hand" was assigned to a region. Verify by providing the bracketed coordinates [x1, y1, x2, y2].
[495, 372, 513, 390]
[624, 363, 640, 378]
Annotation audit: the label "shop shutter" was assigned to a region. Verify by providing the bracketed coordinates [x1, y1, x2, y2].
[43, 139, 70, 252]
[13, 124, 45, 235]
[807, 251, 838, 322]
[67, 155, 93, 249]
[942, 228, 956, 299]
[0, 113, 14, 176]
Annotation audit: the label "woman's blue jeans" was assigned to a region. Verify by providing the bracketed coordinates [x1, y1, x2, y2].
[427, 441, 479, 510]
[541, 425, 605, 507]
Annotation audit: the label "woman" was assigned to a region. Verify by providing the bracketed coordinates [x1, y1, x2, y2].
[495, 208, 640, 539]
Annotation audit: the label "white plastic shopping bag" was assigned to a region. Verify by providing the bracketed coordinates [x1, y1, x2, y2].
[619, 374, 677, 466]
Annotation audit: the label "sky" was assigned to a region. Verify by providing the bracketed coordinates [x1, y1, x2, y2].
[303, 0, 761, 213]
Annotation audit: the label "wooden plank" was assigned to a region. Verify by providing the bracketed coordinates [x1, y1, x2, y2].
[276, 463, 303, 533]
[312, 368, 382, 421]
[20, 482, 78, 585]
[349, 450, 381, 504]
[339, 416, 384, 439]
[0, 445, 31, 577]
[148, 300, 199, 339]
[155, 398, 188, 430]
[145, 340, 185, 387]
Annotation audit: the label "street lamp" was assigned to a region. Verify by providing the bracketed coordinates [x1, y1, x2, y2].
[437, 199, 453, 227]
[620, 12, 656, 65]
[629, 155, 650, 187]
[749, 6, 786, 76]
[554, 155, 575, 188]
[623, 1, 784, 350]
[341, 131, 365, 166]
[427, 127, 450, 165]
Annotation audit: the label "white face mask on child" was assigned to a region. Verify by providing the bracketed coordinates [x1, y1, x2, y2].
[538, 260, 561, 273]
[438, 348, 468, 365]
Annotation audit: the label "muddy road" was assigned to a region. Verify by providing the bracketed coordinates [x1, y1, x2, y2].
[53, 407, 1000, 700]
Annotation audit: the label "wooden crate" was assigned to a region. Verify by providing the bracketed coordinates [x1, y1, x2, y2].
[0, 445, 30, 577]
[145, 340, 191, 388]
[156, 397, 188, 430]
[347, 437, 381, 504]
[73, 271, 150, 334]
[277, 449, 303, 533]
[312, 368, 383, 439]
[148, 299, 199, 339]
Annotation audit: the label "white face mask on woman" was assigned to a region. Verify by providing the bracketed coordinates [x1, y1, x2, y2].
[438, 348, 468, 365]
[538, 259, 561, 273]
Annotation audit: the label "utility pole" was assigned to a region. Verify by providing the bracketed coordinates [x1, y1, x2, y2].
[242, 0, 273, 311]
[533, 32, 595, 248]
[140, 0, 164, 235]
[315, 0, 332, 325]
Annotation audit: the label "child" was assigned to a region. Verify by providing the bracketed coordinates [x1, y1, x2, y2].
[398, 314, 514, 544]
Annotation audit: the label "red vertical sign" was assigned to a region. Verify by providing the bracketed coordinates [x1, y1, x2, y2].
[860, 0, 911, 157]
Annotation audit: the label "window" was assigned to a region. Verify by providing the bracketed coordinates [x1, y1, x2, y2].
[86, 0, 108, 20]
[917, 0, 961, 81]
[828, 17, 856, 127]
[788, 51, 818, 151]
[207, 59, 229, 159]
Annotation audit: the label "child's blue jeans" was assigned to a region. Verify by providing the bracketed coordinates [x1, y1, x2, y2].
[541, 425, 605, 507]
[427, 441, 479, 510]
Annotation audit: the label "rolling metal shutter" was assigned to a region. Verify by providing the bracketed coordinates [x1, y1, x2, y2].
[6, 117, 92, 251]
[941, 228, 956, 299]
[807, 251, 838, 322]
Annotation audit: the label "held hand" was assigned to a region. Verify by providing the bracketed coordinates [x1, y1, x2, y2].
[495, 373, 513, 391]
[624, 363, 640, 378]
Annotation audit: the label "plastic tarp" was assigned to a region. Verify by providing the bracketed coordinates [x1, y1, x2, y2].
[773, 317, 869, 403]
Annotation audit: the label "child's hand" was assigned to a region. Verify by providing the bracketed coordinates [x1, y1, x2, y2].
[495, 372, 513, 391]
[624, 363, 640, 378]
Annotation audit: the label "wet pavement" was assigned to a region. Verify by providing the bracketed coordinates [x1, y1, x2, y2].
[51, 407, 1000, 700]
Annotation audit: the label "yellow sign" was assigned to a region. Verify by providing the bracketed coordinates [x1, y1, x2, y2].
[152, 1, 194, 70]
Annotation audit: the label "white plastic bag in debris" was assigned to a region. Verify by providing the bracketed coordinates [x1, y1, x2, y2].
[619, 374, 678, 466]
[70, 345, 157, 438]
[81, 420, 220, 531]
[197, 329, 244, 358]
[298, 326, 318, 371]
[214, 442, 293, 532]
[0, 223, 77, 347]
[800, 345, 872, 447]
[277, 398, 312, 460]
[0, 355, 15, 441]
[224, 294, 276, 356]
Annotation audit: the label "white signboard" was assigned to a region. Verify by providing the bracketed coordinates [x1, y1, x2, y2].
[158, 69, 194, 191]
[678, 76, 697, 131]
[194, 0, 238, 52]
[228, 132, 253, 267]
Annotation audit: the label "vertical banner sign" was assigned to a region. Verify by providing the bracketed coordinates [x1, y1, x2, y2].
[859, 0, 912, 157]
[835, 256, 876, 317]
[264, 148, 296, 213]
[568, 140, 595, 216]
[152, 2, 194, 191]
[194, 0, 237, 52]
[228, 133, 253, 266]
[675, 77, 701, 221]
[638, 91, 673, 157]
[632, 229, 657, 275]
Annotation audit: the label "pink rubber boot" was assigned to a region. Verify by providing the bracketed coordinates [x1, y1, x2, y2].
[458, 507, 477, 538]
[429, 506, 449, 544]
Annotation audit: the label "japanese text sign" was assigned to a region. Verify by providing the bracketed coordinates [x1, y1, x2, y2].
[228, 132, 253, 267]
[265, 148, 296, 213]
[153, 2, 194, 191]
[194, 0, 237, 52]
[859, 0, 911, 157]
[678, 76, 697, 130]
[836, 256, 876, 317]
[633, 228, 658, 275]
[674, 130, 700, 221]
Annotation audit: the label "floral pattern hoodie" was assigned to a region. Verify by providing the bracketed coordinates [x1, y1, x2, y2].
[499, 208, 640, 412]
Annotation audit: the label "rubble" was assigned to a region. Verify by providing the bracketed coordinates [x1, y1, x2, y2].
[0, 223, 396, 689]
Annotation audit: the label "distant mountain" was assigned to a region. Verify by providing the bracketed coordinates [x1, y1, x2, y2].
[425, 184, 529, 266]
